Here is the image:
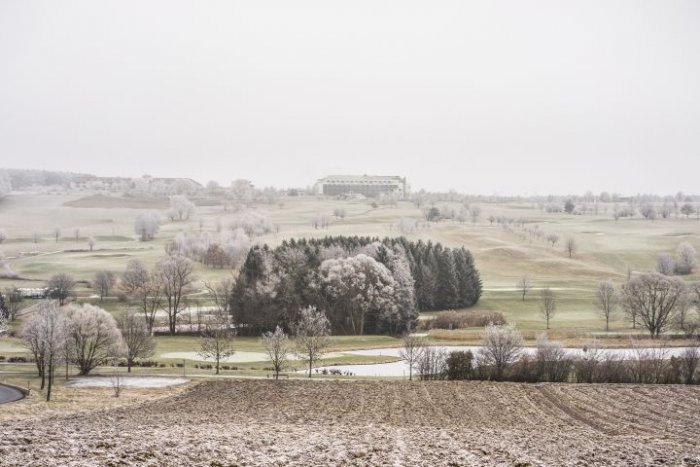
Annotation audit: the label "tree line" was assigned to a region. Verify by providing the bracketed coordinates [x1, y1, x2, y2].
[403, 326, 700, 384]
[230, 236, 482, 336]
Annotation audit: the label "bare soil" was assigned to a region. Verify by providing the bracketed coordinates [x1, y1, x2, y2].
[1, 380, 699, 466]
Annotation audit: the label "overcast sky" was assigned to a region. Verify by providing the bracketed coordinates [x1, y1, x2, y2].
[1, 1, 699, 195]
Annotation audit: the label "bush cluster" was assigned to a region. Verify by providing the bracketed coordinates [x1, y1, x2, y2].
[430, 310, 506, 330]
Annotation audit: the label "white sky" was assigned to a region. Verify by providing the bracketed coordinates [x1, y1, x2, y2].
[1, 1, 699, 194]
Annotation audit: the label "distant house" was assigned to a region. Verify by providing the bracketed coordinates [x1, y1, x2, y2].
[314, 175, 408, 198]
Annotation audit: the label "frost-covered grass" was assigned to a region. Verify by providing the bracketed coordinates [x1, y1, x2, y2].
[1, 193, 698, 342]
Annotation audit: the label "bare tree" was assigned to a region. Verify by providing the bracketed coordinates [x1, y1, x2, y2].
[469, 205, 481, 224]
[477, 324, 523, 381]
[73, 228, 80, 243]
[565, 238, 577, 258]
[517, 276, 532, 302]
[680, 345, 699, 384]
[546, 233, 560, 247]
[261, 325, 291, 379]
[156, 256, 195, 335]
[398, 334, 426, 381]
[198, 310, 235, 375]
[539, 287, 556, 329]
[52, 226, 61, 243]
[293, 306, 331, 378]
[2, 287, 23, 321]
[622, 272, 686, 338]
[674, 291, 699, 337]
[21, 301, 67, 400]
[47, 273, 76, 306]
[64, 303, 124, 375]
[121, 259, 162, 333]
[93, 270, 115, 302]
[110, 367, 123, 397]
[595, 280, 618, 331]
[199, 280, 235, 374]
[117, 309, 156, 372]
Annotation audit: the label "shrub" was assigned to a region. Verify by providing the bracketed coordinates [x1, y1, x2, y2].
[431, 310, 506, 330]
[445, 351, 473, 380]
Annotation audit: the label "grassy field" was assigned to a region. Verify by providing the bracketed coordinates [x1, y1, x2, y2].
[2, 379, 699, 466]
[1, 191, 699, 344]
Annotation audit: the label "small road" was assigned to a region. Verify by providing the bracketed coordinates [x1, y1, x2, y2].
[0, 383, 25, 404]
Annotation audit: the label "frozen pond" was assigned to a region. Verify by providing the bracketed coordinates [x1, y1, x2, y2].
[161, 350, 346, 363]
[313, 345, 698, 377]
[68, 377, 189, 388]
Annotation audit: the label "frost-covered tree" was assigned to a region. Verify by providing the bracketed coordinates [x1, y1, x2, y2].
[168, 195, 196, 221]
[134, 211, 160, 241]
[47, 273, 76, 306]
[675, 242, 697, 275]
[116, 308, 155, 372]
[21, 301, 68, 400]
[478, 324, 523, 381]
[0, 229, 7, 244]
[156, 255, 195, 335]
[311, 213, 330, 229]
[170, 229, 251, 269]
[228, 210, 273, 236]
[64, 303, 124, 375]
[657, 254, 675, 276]
[319, 254, 398, 335]
[0, 170, 11, 198]
[88, 236, 96, 251]
[120, 259, 161, 333]
[261, 326, 291, 380]
[92, 270, 115, 301]
[293, 306, 331, 378]
[52, 226, 61, 242]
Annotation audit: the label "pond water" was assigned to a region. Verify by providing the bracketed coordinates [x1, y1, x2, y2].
[69, 376, 189, 388]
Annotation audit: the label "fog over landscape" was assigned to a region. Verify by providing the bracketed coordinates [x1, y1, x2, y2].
[2, 3, 700, 467]
[2, 0, 699, 194]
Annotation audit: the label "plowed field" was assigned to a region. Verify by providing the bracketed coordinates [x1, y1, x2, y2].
[1, 380, 699, 466]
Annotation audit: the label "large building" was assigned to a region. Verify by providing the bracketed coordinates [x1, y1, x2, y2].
[314, 175, 408, 198]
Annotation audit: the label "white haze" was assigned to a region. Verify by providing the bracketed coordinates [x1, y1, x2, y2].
[1, 1, 699, 195]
